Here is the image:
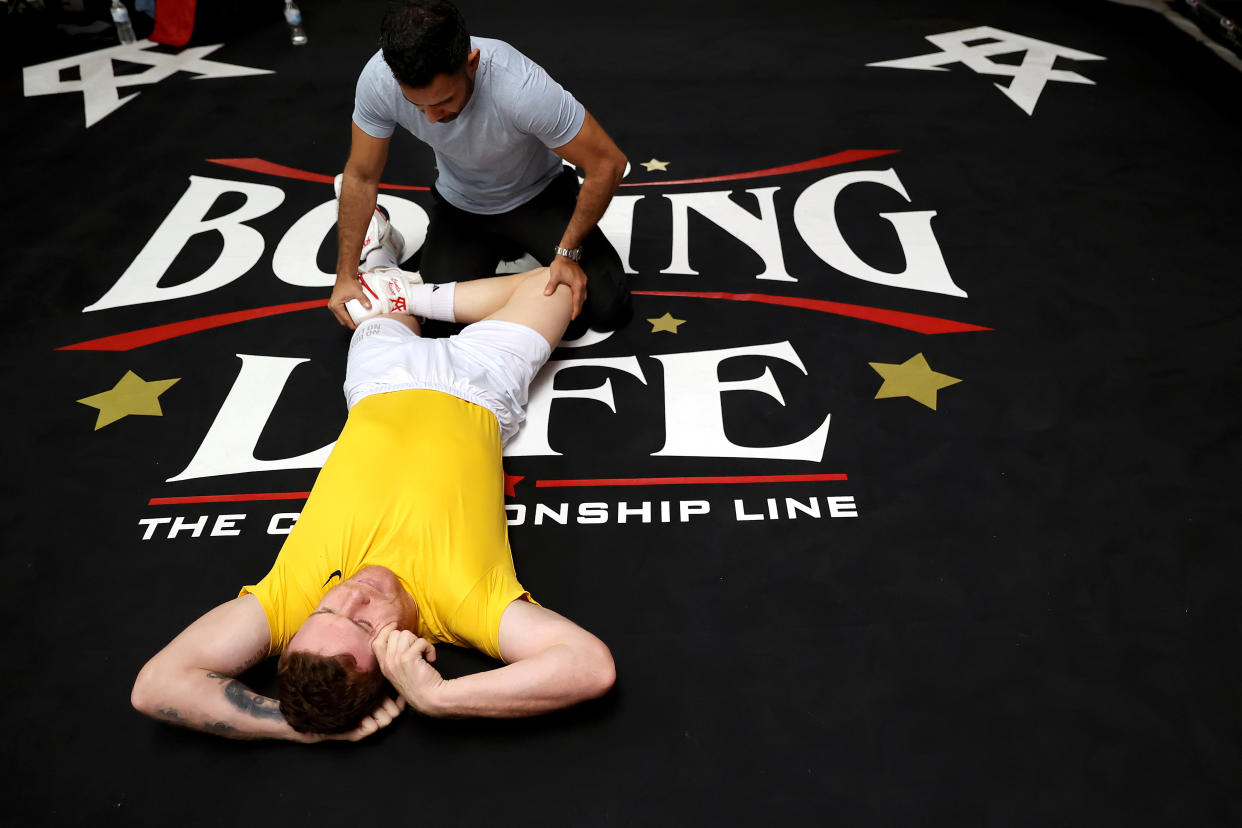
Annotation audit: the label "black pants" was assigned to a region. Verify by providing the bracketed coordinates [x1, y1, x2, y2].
[420, 169, 632, 332]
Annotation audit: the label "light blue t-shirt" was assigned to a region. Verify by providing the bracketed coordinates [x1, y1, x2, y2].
[353, 37, 586, 215]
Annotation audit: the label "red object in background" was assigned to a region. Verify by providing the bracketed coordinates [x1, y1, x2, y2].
[149, 0, 198, 46]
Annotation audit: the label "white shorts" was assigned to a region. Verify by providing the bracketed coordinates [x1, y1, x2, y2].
[343, 318, 552, 446]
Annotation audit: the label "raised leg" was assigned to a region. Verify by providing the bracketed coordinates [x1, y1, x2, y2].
[446, 269, 573, 347]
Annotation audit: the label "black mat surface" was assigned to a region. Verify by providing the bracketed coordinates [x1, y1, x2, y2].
[3, 0, 1241, 824]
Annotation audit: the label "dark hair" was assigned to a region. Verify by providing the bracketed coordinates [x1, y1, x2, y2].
[380, 0, 471, 88]
[276, 651, 387, 734]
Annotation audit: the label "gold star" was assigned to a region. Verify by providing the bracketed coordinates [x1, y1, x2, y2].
[77, 370, 180, 430]
[648, 312, 686, 333]
[640, 158, 670, 172]
[869, 353, 960, 410]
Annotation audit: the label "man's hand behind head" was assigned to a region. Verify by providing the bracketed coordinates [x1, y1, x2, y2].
[296, 695, 407, 743]
[276, 650, 388, 734]
[374, 626, 448, 716]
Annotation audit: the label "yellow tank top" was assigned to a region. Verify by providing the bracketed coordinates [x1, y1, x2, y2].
[241, 390, 532, 660]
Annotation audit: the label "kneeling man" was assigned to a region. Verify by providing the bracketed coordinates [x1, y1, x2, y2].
[131, 264, 614, 742]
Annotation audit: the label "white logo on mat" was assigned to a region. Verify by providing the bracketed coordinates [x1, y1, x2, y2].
[23, 40, 272, 127]
[868, 26, 1105, 115]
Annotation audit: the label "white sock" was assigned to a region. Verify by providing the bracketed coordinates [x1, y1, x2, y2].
[406, 282, 457, 323]
[361, 243, 399, 271]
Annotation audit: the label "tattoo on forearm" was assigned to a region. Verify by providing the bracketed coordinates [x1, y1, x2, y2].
[154, 706, 253, 739]
[148, 679, 280, 740]
[206, 672, 285, 721]
[203, 720, 268, 740]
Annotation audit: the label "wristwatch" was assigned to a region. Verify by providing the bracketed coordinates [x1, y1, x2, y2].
[553, 245, 582, 262]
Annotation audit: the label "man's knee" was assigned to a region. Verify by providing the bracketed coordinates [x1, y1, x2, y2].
[581, 255, 632, 331]
[422, 246, 502, 283]
[422, 212, 504, 282]
[484, 269, 573, 345]
[513, 268, 569, 310]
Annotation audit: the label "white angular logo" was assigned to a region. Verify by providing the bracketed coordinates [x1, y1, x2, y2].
[868, 26, 1105, 115]
[23, 39, 272, 127]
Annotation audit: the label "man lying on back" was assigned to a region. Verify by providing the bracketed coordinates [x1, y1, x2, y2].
[131, 232, 614, 740]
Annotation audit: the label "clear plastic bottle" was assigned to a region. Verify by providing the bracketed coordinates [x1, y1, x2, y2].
[284, 1, 308, 46]
[111, 0, 136, 44]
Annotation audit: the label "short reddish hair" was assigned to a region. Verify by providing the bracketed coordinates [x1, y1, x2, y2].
[276, 651, 387, 734]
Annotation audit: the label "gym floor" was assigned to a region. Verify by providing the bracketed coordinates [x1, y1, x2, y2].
[4, 0, 1241, 824]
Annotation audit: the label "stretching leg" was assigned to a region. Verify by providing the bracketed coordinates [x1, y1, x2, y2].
[382, 267, 574, 347]
[477, 271, 573, 348]
[452, 268, 573, 348]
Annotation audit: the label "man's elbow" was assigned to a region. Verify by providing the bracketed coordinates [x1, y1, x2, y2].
[341, 164, 382, 189]
[130, 657, 168, 717]
[579, 639, 616, 701]
[606, 150, 627, 191]
[582, 149, 627, 193]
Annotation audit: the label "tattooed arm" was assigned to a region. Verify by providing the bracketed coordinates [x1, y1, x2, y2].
[131, 595, 311, 741]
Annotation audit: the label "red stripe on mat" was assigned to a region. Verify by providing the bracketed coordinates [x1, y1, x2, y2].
[536, 474, 848, 488]
[620, 149, 900, 187]
[58, 291, 983, 351]
[149, 475, 846, 504]
[205, 149, 898, 191]
[206, 157, 431, 190]
[148, 492, 311, 506]
[57, 300, 328, 351]
[633, 290, 990, 334]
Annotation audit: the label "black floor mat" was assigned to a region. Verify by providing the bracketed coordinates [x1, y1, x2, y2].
[4, 0, 1241, 824]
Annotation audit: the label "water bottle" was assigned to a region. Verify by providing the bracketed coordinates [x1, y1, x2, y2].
[284, 1, 308, 46]
[111, 0, 136, 44]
